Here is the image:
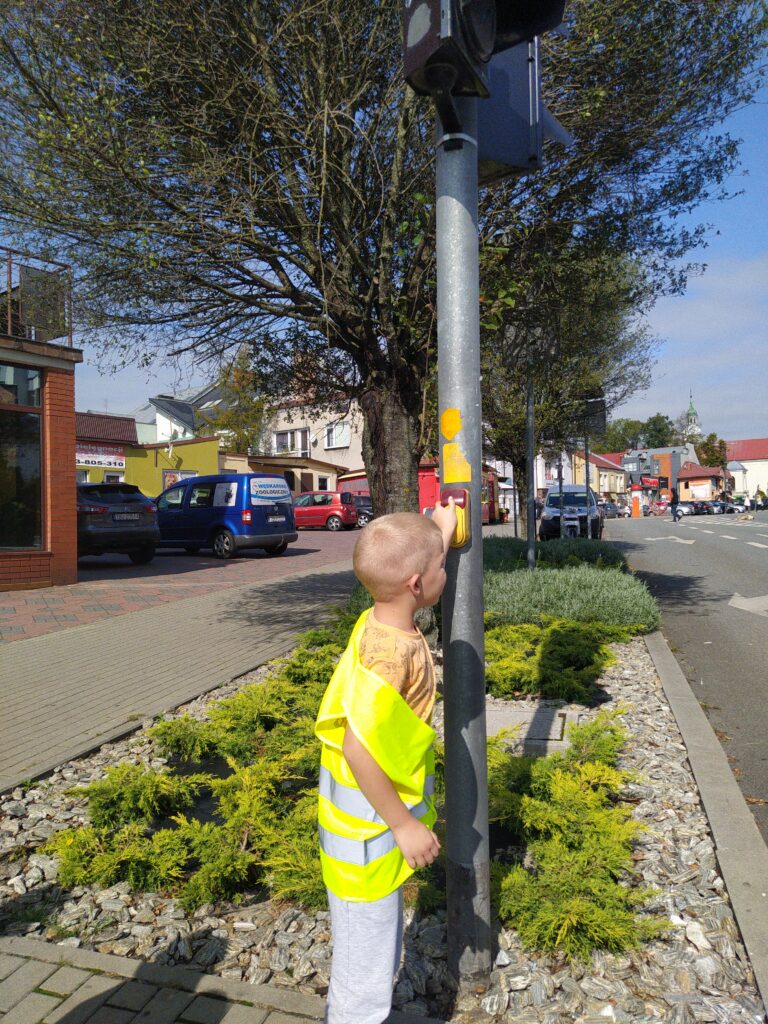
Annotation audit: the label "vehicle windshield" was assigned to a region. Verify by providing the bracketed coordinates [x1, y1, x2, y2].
[546, 492, 591, 508]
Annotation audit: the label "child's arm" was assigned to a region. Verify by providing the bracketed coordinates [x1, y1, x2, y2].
[431, 496, 458, 555]
[342, 727, 440, 869]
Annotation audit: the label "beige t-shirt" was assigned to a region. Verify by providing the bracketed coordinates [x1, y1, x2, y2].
[358, 613, 436, 723]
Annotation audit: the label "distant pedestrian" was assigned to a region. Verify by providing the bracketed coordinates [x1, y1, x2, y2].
[745, 495, 752, 511]
[670, 487, 680, 522]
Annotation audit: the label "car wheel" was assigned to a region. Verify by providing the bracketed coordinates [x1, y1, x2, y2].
[326, 515, 343, 531]
[184, 545, 201, 554]
[129, 545, 155, 565]
[356, 512, 371, 528]
[265, 541, 288, 556]
[212, 529, 236, 559]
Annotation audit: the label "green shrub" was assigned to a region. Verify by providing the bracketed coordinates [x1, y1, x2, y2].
[70, 764, 212, 828]
[492, 710, 664, 961]
[484, 564, 660, 632]
[498, 841, 662, 962]
[484, 619, 626, 702]
[148, 717, 219, 762]
[484, 536, 628, 573]
[256, 793, 326, 908]
[175, 818, 258, 911]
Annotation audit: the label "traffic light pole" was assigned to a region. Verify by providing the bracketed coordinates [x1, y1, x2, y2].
[436, 96, 492, 990]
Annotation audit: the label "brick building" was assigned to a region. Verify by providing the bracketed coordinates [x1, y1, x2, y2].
[0, 249, 83, 590]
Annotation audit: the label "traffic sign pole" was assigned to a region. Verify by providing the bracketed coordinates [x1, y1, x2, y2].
[436, 96, 492, 990]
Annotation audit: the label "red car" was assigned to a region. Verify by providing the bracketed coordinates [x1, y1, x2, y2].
[293, 491, 358, 531]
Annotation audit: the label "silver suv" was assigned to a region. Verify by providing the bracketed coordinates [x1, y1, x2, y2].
[539, 484, 602, 541]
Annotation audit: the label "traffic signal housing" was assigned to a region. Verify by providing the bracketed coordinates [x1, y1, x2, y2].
[403, 0, 567, 99]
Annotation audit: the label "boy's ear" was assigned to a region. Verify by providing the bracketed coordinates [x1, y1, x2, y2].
[406, 572, 422, 597]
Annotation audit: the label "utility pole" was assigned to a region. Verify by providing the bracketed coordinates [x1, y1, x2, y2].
[436, 96, 491, 988]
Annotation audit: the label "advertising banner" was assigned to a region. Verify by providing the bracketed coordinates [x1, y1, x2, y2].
[76, 444, 125, 469]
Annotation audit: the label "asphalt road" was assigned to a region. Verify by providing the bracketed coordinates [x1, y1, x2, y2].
[605, 509, 768, 841]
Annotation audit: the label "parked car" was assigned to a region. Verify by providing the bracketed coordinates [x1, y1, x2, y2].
[690, 500, 710, 515]
[676, 501, 694, 516]
[538, 484, 602, 541]
[352, 494, 374, 528]
[293, 491, 358, 531]
[729, 500, 746, 513]
[156, 473, 297, 558]
[600, 501, 621, 519]
[77, 483, 160, 564]
[617, 503, 632, 518]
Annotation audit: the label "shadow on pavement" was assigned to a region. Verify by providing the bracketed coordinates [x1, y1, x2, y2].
[212, 570, 358, 632]
[76, 544, 324, 583]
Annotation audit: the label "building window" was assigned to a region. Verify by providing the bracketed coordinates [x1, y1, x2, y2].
[0, 364, 43, 549]
[76, 469, 89, 483]
[284, 470, 296, 491]
[274, 428, 309, 455]
[318, 476, 329, 491]
[325, 421, 350, 449]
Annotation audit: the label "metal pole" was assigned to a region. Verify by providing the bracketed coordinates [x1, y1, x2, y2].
[584, 435, 591, 538]
[526, 371, 536, 570]
[512, 470, 518, 537]
[436, 96, 491, 990]
[558, 451, 564, 538]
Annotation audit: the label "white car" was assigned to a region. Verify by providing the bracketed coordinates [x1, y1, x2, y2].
[676, 502, 694, 516]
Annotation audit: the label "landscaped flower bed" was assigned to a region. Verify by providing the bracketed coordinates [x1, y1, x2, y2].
[2, 539, 761, 1021]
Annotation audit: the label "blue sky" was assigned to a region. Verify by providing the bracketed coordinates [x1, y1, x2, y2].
[75, 89, 768, 441]
[613, 89, 768, 441]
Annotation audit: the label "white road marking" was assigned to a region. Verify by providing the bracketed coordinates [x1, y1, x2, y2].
[645, 536, 696, 545]
[746, 542, 768, 549]
[721, 535, 739, 540]
[729, 593, 768, 616]
[699, 529, 714, 534]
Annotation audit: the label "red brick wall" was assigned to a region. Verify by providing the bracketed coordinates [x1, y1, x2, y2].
[45, 367, 78, 586]
[0, 365, 78, 591]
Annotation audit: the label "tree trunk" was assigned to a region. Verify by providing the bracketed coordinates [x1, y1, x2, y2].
[511, 452, 528, 537]
[359, 382, 423, 515]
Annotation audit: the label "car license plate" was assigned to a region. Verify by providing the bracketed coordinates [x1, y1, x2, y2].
[113, 513, 141, 521]
[267, 515, 285, 523]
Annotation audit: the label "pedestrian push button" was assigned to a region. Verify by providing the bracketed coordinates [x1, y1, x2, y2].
[440, 488, 470, 548]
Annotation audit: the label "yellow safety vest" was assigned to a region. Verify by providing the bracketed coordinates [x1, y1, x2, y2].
[315, 609, 436, 902]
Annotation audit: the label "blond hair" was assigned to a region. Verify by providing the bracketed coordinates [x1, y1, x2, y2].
[353, 512, 443, 601]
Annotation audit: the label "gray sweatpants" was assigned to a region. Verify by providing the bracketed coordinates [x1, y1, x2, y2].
[325, 887, 403, 1024]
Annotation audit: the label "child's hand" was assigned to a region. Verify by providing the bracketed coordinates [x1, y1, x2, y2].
[431, 496, 457, 545]
[392, 817, 441, 869]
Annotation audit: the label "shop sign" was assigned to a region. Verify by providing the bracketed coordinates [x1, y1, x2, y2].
[640, 476, 659, 488]
[76, 444, 125, 469]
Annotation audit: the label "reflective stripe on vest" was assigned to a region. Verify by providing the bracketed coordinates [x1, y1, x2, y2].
[318, 791, 433, 866]
[318, 764, 435, 826]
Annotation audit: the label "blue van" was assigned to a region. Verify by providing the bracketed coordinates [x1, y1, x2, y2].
[156, 473, 297, 559]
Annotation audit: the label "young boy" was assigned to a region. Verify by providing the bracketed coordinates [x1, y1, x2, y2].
[315, 499, 457, 1024]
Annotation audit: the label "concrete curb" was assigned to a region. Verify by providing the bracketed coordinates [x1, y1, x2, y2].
[645, 631, 768, 1015]
[0, 937, 447, 1024]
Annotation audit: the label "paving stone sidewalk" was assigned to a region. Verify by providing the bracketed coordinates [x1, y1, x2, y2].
[0, 937, 444, 1024]
[0, 563, 356, 792]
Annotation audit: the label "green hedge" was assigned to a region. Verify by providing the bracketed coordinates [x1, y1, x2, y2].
[484, 536, 628, 572]
[485, 564, 659, 632]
